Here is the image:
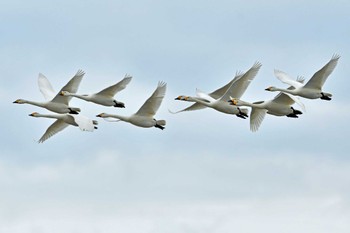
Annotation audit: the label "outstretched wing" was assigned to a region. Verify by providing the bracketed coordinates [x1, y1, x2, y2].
[168, 103, 207, 114]
[136, 82, 167, 117]
[250, 108, 267, 132]
[304, 54, 340, 90]
[96, 74, 132, 97]
[274, 69, 303, 89]
[221, 61, 262, 101]
[38, 73, 56, 100]
[273, 76, 306, 112]
[38, 120, 69, 143]
[51, 70, 85, 105]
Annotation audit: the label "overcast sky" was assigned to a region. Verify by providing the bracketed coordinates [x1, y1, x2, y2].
[1, 0, 350, 232]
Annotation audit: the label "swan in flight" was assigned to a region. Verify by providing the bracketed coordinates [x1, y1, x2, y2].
[229, 77, 305, 132]
[173, 62, 262, 119]
[60, 74, 132, 107]
[13, 70, 85, 114]
[265, 54, 340, 100]
[29, 112, 98, 143]
[96, 81, 167, 130]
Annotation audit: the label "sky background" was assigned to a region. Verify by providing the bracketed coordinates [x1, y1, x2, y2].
[1, 0, 350, 232]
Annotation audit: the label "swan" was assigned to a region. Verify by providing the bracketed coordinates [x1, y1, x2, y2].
[173, 61, 262, 119]
[60, 74, 132, 107]
[96, 81, 167, 130]
[265, 54, 340, 100]
[29, 112, 98, 143]
[228, 77, 305, 132]
[13, 70, 85, 114]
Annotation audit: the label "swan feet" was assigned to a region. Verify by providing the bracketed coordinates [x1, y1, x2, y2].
[320, 93, 332, 101]
[236, 108, 248, 119]
[287, 107, 303, 118]
[69, 108, 79, 114]
[114, 101, 125, 108]
[155, 124, 165, 130]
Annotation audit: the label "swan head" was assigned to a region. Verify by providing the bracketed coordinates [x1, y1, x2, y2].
[60, 91, 70, 96]
[228, 97, 239, 105]
[29, 112, 39, 117]
[265, 86, 277, 92]
[175, 95, 189, 101]
[13, 99, 25, 104]
[96, 113, 107, 118]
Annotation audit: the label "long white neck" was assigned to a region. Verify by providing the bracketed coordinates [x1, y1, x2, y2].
[68, 93, 91, 101]
[189, 96, 212, 107]
[103, 113, 129, 122]
[272, 87, 296, 95]
[23, 99, 47, 108]
[236, 100, 265, 109]
[32, 113, 64, 120]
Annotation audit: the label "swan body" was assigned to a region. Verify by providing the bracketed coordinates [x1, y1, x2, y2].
[175, 93, 249, 119]
[14, 70, 85, 114]
[229, 79, 305, 132]
[29, 112, 98, 143]
[96, 81, 167, 130]
[173, 61, 262, 119]
[60, 74, 132, 107]
[266, 54, 340, 100]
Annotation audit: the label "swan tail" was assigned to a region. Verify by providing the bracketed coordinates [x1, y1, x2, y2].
[156, 120, 166, 126]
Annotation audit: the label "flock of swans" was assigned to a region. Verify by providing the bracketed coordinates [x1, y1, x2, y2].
[14, 54, 340, 142]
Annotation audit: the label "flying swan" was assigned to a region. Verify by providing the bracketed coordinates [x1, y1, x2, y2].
[229, 77, 305, 132]
[173, 62, 262, 119]
[265, 54, 340, 100]
[29, 112, 98, 143]
[13, 70, 85, 114]
[96, 81, 167, 130]
[60, 74, 132, 107]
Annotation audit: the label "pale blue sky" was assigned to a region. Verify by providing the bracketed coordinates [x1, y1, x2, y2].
[1, 0, 350, 232]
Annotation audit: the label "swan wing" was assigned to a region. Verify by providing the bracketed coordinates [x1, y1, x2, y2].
[221, 61, 262, 100]
[274, 69, 303, 89]
[96, 74, 132, 97]
[136, 81, 167, 117]
[206, 73, 243, 100]
[38, 73, 56, 100]
[273, 76, 305, 105]
[304, 54, 340, 90]
[196, 89, 216, 102]
[70, 114, 96, 132]
[168, 103, 207, 114]
[38, 120, 69, 143]
[51, 70, 85, 104]
[250, 108, 267, 132]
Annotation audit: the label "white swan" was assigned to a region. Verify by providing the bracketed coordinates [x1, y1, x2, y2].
[173, 62, 262, 119]
[13, 70, 85, 114]
[229, 78, 305, 132]
[265, 54, 340, 100]
[96, 81, 167, 130]
[29, 112, 98, 143]
[60, 74, 132, 107]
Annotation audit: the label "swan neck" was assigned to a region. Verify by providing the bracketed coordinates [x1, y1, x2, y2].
[34, 113, 61, 119]
[25, 100, 45, 107]
[106, 114, 129, 122]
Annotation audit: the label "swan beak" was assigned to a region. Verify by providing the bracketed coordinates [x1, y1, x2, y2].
[13, 100, 19, 103]
[60, 91, 65, 96]
[175, 96, 181, 100]
[96, 113, 103, 118]
[28, 112, 38, 116]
